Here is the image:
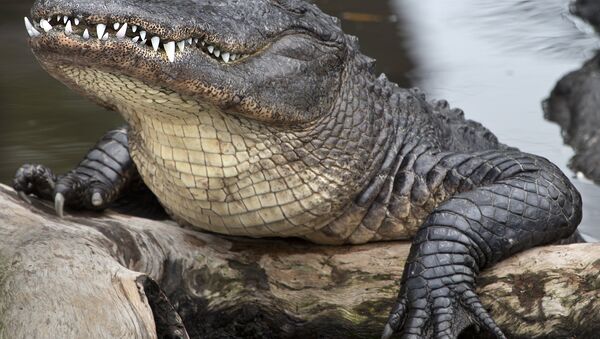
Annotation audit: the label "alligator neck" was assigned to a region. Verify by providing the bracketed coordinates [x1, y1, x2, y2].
[303, 71, 435, 244]
[113, 63, 396, 241]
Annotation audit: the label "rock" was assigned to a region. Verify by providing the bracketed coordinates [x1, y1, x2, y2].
[571, 0, 600, 32]
[544, 0, 600, 185]
[544, 52, 600, 185]
[0, 183, 598, 338]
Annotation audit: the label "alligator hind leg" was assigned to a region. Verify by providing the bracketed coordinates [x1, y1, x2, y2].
[382, 150, 582, 338]
[14, 126, 141, 217]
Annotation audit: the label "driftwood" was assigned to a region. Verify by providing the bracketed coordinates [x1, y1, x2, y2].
[0, 183, 598, 339]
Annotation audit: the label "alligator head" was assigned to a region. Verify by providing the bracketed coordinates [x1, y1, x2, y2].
[25, 0, 348, 125]
[23, 0, 393, 238]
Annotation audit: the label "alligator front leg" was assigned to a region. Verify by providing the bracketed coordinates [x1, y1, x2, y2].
[14, 126, 139, 217]
[383, 150, 582, 338]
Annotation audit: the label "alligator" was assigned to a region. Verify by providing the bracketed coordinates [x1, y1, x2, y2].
[15, 0, 582, 337]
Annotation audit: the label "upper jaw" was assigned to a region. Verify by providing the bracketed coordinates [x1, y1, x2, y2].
[27, 0, 299, 59]
[24, 15, 251, 64]
[24, 0, 348, 127]
[27, 0, 347, 60]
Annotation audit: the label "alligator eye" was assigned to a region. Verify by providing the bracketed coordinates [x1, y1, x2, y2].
[25, 15, 250, 64]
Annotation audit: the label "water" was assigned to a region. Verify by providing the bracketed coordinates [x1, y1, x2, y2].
[0, 2, 123, 183]
[394, 0, 600, 241]
[0, 0, 598, 240]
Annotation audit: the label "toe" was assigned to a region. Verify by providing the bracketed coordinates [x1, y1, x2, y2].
[91, 191, 104, 207]
[85, 181, 113, 209]
[381, 324, 394, 339]
[401, 308, 429, 337]
[18, 190, 32, 204]
[432, 296, 454, 338]
[461, 290, 506, 339]
[382, 298, 407, 339]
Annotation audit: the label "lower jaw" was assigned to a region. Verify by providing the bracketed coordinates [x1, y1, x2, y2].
[31, 33, 241, 112]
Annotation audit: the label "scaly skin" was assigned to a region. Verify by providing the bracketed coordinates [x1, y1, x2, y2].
[15, 0, 582, 337]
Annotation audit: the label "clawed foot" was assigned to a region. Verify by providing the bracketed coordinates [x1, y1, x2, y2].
[14, 164, 114, 217]
[382, 276, 505, 339]
[13, 164, 56, 204]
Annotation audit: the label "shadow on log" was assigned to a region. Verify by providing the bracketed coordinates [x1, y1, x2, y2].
[0, 183, 598, 338]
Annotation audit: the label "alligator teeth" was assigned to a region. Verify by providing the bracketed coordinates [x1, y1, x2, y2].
[40, 19, 52, 32]
[64, 20, 73, 35]
[151, 36, 160, 51]
[24, 17, 40, 37]
[177, 41, 185, 52]
[28, 13, 247, 64]
[96, 24, 106, 40]
[116, 22, 128, 39]
[164, 41, 176, 62]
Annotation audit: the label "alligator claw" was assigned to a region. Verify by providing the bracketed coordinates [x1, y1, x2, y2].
[91, 192, 104, 207]
[381, 324, 394, 339]
[18, 191, 32, 204]
[54, 193, 65, 218]
[383, 263, 505, 338]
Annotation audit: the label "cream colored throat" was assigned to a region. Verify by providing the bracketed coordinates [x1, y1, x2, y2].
[58, 66, 338, 238]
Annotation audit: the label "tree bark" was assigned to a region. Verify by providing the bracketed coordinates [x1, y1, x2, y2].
[0, 183, 598, 339]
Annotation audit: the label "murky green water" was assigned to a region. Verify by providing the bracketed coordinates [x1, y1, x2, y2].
[1, 0, 598, 240]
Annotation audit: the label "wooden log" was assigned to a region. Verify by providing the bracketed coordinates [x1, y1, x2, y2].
[0, 183, 598, 338]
